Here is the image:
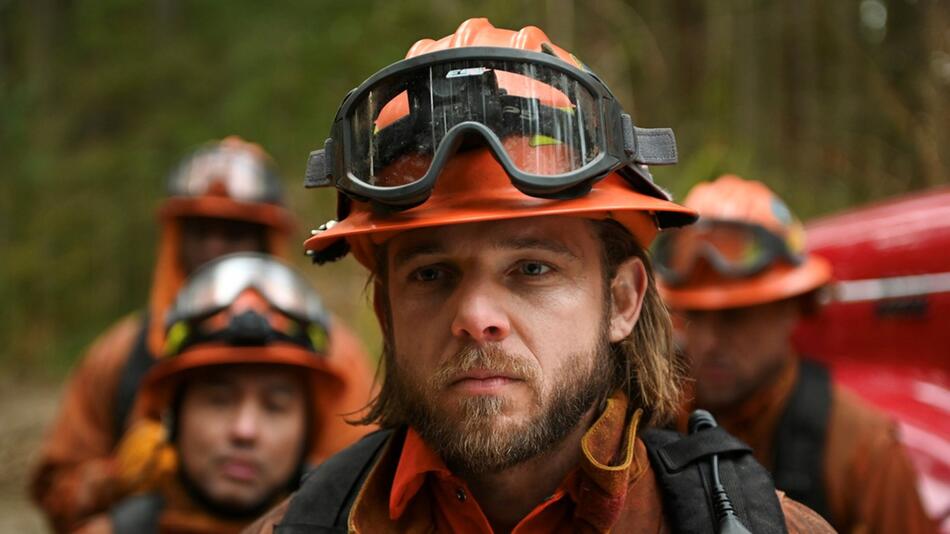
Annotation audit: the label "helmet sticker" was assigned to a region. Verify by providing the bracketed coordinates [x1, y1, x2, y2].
[770, 197, 793, 226]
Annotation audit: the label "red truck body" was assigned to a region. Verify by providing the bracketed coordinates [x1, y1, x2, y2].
[794, 186, 950, 529]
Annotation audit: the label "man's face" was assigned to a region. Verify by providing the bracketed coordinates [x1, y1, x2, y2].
[682, 299, 800, 411]
[176, 365, 307, 511]
[383, 216, 642, 474]
[179, 216, 268, 275]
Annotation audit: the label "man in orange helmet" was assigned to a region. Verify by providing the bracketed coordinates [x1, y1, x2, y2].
[72, 253, 372, 534]
[655, 174, 935, 533]
[247, 19, 833, 533]
[31, 138, 376, 533]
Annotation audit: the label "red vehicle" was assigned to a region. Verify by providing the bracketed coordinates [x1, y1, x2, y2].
[794, 186, 950, 531]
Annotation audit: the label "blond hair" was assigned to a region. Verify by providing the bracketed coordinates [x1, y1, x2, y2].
[595, 219, 684, 426]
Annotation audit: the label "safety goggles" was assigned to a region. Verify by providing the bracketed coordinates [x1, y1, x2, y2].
[305, 47, 679, 209]
[653, 220, 805, 286]
[164, 253, 330, 354]
[167, 146, 284, 204]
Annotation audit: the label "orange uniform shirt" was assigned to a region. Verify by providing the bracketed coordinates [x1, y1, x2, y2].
[696, 358, 937, 534]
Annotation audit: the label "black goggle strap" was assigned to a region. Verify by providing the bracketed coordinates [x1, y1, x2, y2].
[164, 310, 330, 357]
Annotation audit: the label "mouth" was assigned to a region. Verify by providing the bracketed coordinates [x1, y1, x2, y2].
[448, 369, 525, 395]
[697, 360, 735, 383]
[218, 457, 261, 483]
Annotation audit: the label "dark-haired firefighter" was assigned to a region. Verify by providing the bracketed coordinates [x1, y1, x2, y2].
[31, 138, 376, 532]
[245, 18, 833, 534]
[655, 175, 936, 534]
[74, 253, 374, 534]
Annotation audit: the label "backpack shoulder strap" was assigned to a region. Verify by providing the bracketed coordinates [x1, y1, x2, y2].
[641, 427, 788, 534]
[113, 313, 156, 440]
[772, 359, 832, 519]
[276, 428, 396, 534]
[109, 492, 164, 534]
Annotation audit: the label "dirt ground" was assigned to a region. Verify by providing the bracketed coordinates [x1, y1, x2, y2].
[0, 377, 61, 533]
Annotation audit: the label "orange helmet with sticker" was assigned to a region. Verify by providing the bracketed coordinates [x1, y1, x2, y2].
[655, 175, 831, 310]
[137, 253, 366, 464]
[303, 18, 696, 269]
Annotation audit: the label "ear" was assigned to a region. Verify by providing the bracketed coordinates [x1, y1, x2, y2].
[608, 256, 648, 343]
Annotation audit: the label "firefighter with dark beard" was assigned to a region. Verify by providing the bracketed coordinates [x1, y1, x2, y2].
[655, 175, 935, 534]
[245, 19, 834, 534]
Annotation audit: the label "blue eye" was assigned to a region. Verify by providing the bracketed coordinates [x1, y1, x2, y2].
[519, 261, 551, 276]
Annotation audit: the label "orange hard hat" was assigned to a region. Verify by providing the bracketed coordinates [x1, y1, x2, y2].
[135, 255, 365, 470]
[159, 136, 295, 233]
[656, 175, 831, 310]
[304, 18, 696, 269]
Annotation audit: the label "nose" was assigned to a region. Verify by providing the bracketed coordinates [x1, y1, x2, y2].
[450, 276, 511, 344]
[685, 313, 720, 360]
[229, 399, 261, 445]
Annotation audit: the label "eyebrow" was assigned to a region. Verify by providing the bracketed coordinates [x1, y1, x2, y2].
[494, 237, 579, 259]
[392, 236, 580, 269]
[392, 242, 446, 270]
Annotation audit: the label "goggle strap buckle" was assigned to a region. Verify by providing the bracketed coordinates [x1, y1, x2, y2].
[304, 141, 333, 188]
[621, 113, 638, 158]
[633, 127, 678, 165]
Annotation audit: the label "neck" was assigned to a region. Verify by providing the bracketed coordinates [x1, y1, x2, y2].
[464, 408, 597, 534]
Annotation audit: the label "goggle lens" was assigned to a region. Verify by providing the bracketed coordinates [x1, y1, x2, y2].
[171, 253, 327, 325]
[654, 221, 799, 284]
[168, 148, 283, 203]
[346, 58, 603, 188]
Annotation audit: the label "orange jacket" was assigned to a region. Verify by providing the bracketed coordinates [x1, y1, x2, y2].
[243, 393, 833, 534]
[687, 358, 936, 534]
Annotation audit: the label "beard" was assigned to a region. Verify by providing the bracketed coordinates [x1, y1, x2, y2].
[383, 330, 615, 476]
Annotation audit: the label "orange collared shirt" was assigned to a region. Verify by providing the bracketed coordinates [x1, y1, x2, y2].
[384, 394, 646, 534]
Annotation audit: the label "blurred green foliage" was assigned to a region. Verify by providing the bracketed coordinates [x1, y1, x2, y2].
[1, 0, 947, 377]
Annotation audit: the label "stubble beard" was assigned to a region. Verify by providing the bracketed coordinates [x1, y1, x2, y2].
[385, 330, 614, 477]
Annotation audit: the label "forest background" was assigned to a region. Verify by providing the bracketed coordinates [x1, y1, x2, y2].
[1, 0, 949, 530]
[2, 0, 949, 385]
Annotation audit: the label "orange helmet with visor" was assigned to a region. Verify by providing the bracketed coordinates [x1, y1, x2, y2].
[656, 175, 831, 310]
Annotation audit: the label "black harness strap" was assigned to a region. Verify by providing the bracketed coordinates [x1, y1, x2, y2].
[772, 359, 832, 521]
[113, 313, 156, 441]
[641, 427, 788, 534]
[109, 492, 164, 534]
[276, 428, 396, 534]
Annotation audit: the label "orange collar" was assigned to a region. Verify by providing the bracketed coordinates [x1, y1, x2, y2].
[389, 427, 453, 519]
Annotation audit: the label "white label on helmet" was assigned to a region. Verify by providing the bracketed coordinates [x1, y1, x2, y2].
[446, 67, 491, 79]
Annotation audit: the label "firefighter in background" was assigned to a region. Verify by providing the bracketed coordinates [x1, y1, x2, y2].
[655, 174, 936, 533]
[30, 137, 376, 533]
[74, 253, 370, 534]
